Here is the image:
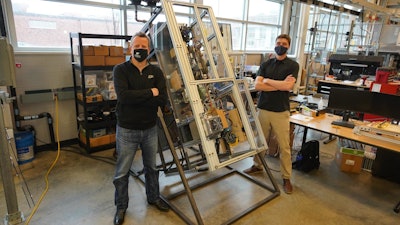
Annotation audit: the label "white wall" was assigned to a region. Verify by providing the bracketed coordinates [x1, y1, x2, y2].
[14, 53, 77, 147]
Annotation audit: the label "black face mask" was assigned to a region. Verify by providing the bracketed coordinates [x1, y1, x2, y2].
[274, 46, 288, 56]
[133, 49, 148, 62]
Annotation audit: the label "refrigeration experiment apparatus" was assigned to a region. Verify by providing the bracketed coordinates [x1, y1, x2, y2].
[133, 1, 280, 224]
[145, 1, 272, 171]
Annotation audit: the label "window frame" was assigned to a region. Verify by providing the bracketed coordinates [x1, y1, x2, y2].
[3, 0, 286, 53]
[3, 0, 127, 53]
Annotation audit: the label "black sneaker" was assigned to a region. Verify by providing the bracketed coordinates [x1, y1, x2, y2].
[148, 198, 170, 212]
[113, 209, 126, 225]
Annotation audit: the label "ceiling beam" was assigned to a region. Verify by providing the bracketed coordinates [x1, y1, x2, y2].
[295, 0, 361, 15]
[349, 0, 399, 17]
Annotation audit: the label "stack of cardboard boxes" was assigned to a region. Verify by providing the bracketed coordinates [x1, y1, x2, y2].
[79, 127, 116, 148]
[76, 45, 126, 66]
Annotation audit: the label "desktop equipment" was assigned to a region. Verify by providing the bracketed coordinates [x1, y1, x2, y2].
[327, 87, 373, 128]
[375, 67, 397, 84]
[328, 87, 400, 128]
[370, 91, 400, 121]
[328, 54, 384, 81]
[352, 91, 400, 144]
[243, 65, 260, 78]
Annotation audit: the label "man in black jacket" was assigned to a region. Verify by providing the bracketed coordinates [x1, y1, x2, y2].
[112, 32, 169, 225]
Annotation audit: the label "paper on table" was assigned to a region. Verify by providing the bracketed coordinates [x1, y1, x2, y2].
[371, 83, 381, 92]
[290, 113, 314, 122]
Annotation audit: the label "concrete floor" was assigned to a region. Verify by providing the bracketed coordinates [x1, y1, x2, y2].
[1, 129, 400, 225]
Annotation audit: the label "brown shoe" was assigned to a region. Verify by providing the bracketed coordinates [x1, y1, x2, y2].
[283, 179, 293, 194]
[243, 165, 263, 174]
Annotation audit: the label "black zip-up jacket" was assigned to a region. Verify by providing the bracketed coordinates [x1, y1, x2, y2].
[113, 60, 167, 130]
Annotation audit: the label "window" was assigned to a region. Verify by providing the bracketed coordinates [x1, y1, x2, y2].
[6, 0, 285, 52]
[126, 5, 192, 35]
[203, 0, 283, 51]
[9, 0, 122, 50]
[304, 5, 376, 55]
[245, 24, 278, 51]
[83, 0, 120, 3]
[202, 0, 246, 20]
[248, 0, 281, 25]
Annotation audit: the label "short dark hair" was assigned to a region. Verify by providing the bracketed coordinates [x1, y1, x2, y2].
[276, 34, 291, 46]
[130, 31, 150, 45]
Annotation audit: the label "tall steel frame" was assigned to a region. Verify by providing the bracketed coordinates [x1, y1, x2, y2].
[0, 91, 24, 225]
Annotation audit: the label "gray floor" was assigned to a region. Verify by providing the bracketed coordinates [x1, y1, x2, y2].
[1, 129, 400, 225]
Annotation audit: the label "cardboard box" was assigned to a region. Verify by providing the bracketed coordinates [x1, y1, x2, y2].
[91, 128, 107, 138]
[300, 107, 317, 117]
[228, 108, 247, 142]
[101, 90, 117, 100]
[110, 133, 116, 143]
[94, 45, 109, 56]
[105, 56, 125, 66]
[76, 55, 105, 66]
[85, 74, 97, 87]
[370, 82, 400, 95]
[104, 71, 113, 81]
[74, 45, 95, 56]
[169, 70, 183, 91]
[109, 46, 124, 56]
[77, 93, 103, 103]
[299, 105, 326, 117]
[80, 132, 111, 147]
[104, 81, 115, 91]
[336, 147, 364, 173]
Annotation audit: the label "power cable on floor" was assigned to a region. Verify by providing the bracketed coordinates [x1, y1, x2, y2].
[24, 95, 61, 225]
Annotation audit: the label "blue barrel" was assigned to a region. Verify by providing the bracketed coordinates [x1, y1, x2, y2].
[15, 131, 35, 164]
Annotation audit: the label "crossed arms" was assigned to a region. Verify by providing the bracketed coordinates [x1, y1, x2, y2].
[254, 75, 296, 92]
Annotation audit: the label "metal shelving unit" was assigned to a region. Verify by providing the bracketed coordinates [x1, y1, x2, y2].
[69, 33, 131, 153]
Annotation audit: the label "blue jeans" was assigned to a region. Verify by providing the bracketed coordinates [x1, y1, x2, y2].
[113, 125, 160, 210]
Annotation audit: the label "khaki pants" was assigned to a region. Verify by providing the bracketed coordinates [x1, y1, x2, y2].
[266, 123, 295, 157]
[254, 109, 292, 179]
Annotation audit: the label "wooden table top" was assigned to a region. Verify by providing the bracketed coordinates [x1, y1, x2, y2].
[290, 113, 400, 152]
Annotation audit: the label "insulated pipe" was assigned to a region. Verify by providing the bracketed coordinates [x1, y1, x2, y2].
[281, 0, 292, 35]
[14, 112, 56, 148]
[135, 5, 147, 23]
[10, 87, 56, 148]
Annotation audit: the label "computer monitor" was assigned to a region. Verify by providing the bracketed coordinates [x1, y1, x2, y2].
[371, 91, 400, 121]
[327, 87, 373, 128]
[328, 87, 400, 127]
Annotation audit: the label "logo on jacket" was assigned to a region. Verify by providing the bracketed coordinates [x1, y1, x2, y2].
[148, 74, 154, 79]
